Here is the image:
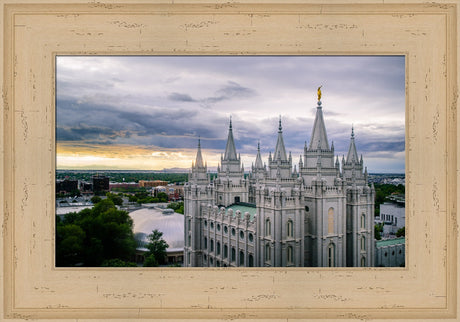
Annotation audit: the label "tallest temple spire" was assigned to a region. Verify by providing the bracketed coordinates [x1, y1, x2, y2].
[308, 87, 330, 151]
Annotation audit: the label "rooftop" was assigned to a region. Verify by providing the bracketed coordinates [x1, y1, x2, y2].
[226, 203, 256, 221]
[376, 237, 405, 247]
[129, 207, 184, 252]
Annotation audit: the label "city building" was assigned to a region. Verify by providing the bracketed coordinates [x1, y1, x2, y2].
[375, 197, 405, 237]
[92, 174, 109, 193]
[109, 182, 140, 191]
[184, 95, 375, 267]
[79, 181, 93, 194]
[139, 180, 168, 188]
[56, 179, 78, 194]
[375, 237, 405, 267]
[154, 185, 184, 201]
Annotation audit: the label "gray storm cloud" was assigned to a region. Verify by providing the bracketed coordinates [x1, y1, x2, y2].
[56, 55, 405, 172]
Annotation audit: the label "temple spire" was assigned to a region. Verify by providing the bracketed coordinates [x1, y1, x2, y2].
[255, 141, 264, 169]
[346, 126, 359, 164]
[195, 137, 204, 168]
[274, 116, 287, 161]
[223, 117, 238, 160]
[309, 98, 330, 151]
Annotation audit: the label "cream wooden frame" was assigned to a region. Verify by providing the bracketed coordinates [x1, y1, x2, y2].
[1, 1, 458, 320]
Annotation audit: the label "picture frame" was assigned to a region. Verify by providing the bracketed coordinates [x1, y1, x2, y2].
[1, 0, 458, 320]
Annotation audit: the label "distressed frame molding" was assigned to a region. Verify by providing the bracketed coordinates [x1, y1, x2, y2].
[1, 1, 458, 320]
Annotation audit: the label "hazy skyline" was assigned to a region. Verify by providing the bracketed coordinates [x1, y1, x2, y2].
[56, 56, 405, 173]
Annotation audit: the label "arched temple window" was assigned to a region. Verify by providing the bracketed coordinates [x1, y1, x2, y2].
[328, 243, 335, 267]
[287, 246, 294, 265]
[287, 219, 294, 238]
[265, 243, 271, 262]
[265, 218, 271, 236]
[328, 207, 334, 234]
[361, 236, 366, 251]
[361, 213, 366, 229]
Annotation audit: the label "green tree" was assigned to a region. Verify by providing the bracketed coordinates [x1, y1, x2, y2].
[374, 223, 383, 240]
[101, 258, 137, 267]
[56, 224, 86, 266]
[143, 229, 169, 266]
[127, 194, 138, 203]
[56, 199, 136, 267]
[396, 226, 405, 237]
[156, 192, 168, 202]
[91, 195, 102, 204]
[106, 192, 123, 206]
[143, 254, 159, 267]
[167, 202, 184, 214]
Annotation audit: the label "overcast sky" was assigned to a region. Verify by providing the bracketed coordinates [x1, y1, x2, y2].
[56, 56, 405, 173]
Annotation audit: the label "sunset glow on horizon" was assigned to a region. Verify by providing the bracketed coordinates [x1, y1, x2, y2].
[57, 56, 405, 173]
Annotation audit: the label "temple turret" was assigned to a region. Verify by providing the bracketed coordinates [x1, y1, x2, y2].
[274, 116, 288, 161]
[255, 142, 264, 169]
[213, 118, 248, 206]
[189, 138, 209, 185]
[342, 126, 365, 186]
[346, 126, 359, 164]
[224, 117, 238, 161]
[268, 117, 292, 179]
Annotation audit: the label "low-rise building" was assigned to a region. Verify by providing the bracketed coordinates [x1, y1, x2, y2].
[109, 182, 139, 191]
[375, 237, 405, 267]
[154, 185, 184, 201]
[129, 206, 184, 266]
[139, 180, 168, 188]
[376, 197, 405, 237]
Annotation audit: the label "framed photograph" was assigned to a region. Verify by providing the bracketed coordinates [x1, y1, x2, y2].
[1, 0, 458, 320]
[55, 55, 405, 270]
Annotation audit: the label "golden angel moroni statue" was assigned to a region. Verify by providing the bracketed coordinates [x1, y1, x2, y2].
[317, 85, 322, 101]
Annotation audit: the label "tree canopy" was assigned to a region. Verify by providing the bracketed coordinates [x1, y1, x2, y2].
[126, 191, 168, 204]
[106, 192, 123, 206]
[56, 199, 136, 267]
[167, 201, 184, 214]
[374, 223, 383, 240]
[56, 171, 189, 184]
[143, 229, 169, 267]
[396, 226, 405, 237]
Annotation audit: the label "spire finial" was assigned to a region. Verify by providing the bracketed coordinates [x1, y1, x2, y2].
[317, 85, 322, 101]
[257, 141, 260, 151]
[351, 124, 354, 138]
[278, 115, 282, 132]
[198, 136, 201, 147]
[229, 116, 232, 130]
